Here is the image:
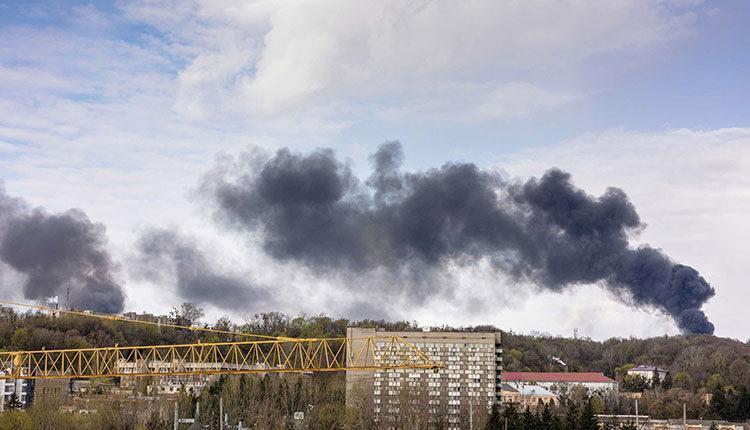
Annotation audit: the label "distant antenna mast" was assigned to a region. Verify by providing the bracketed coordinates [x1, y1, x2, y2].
[573, 328, 579, 339]
[66, 285, 70, 311]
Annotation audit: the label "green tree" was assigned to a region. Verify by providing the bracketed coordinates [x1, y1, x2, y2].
[521, 407, 538, 430]
[652, 371, 661, 389]
[709, 387, 727, 419]
[705, 374, 724, 392]
[734, 385, 750, 420]
[564, 403, 580, 430]
[661, 372, 673, 390]
[623, 374, 649, 392]
[503, 403, 521, 430]
[5, 392, 22, 410]
[579, 398, 598, 430]
[673, 372, 692, 390]
[10, 328, 30, 350]
[485, 404, 502, 430]
[539, 403, 559, 430]
[0, 410, 32, 430]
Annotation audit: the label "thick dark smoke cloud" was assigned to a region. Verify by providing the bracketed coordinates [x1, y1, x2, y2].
[0, 185, 124, 313]
[203, 142, 716, 334]
[133, 228, 271, 311]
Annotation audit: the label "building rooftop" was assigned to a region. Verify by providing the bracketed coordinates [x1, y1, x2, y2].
[502, 372, 616, 383]
[502, 383, 558, 397]
[628, 365, 667, 372]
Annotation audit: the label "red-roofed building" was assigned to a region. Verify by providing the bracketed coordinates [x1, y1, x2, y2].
[502, 372, 618, 395]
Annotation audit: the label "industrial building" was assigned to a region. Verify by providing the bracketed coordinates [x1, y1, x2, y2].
[345, 327, 502, 422]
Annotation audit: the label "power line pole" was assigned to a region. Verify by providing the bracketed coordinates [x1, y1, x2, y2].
[683, 402, 687, 429]
[635, 398, 639, 429]
[470, 400, 473, 430]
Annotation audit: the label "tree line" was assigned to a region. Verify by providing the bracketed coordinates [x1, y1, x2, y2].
[2, 304, 750, 425]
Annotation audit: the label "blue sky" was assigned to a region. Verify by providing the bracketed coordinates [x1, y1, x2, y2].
[0, 0, 748, 340]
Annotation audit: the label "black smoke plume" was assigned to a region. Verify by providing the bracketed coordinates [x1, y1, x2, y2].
[202, 142, 715, 334]
[133, 228, 271, 311]
[0, 185, 124, 313]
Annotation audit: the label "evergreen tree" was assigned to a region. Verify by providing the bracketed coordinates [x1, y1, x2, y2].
[540, 403, 558, 430]
[503, 403, 521, 430]
[238, 374, 253, 410]
[734, 386, 750, 421]
[564, 403, 580, 430]
[579, 398, 598, 430]
[710, 387, 727, 419]
[521, 406, 538, 430]
[485, 404, 502, 430]
[661, 372, 673, 390]
[552, 415, 563, 430]
[652, 371, 661, 389]
[5, 392, 22, 410]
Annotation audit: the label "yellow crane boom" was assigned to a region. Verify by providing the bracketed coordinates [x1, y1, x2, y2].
[0, 301, 443, 379]
[0, 336, 441, 379]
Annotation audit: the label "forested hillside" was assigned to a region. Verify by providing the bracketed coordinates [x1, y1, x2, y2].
[1, 305, 749, 423]
[502, 331, 750, 389]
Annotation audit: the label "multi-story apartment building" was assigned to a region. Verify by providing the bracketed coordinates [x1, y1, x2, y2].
[346, 327, 502, 424]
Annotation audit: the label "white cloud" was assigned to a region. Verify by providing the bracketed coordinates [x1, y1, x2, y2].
[466, 82, 580, 121]
[122, 0, 700, 119]
[1, 1, 743, 341]
[239, 0, 693, 113]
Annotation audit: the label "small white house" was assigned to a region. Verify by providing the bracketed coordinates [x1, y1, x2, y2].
[627, 365, 668, 382]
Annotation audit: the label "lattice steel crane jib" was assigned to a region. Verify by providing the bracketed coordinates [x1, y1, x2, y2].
[0, 300, 443, 379]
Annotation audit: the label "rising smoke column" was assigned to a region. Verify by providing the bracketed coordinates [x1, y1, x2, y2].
[0, 185, 125, 313]
[133, 228, 272, 311]
[513, 169, 715, 334]
[203, 142, 715, 334]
